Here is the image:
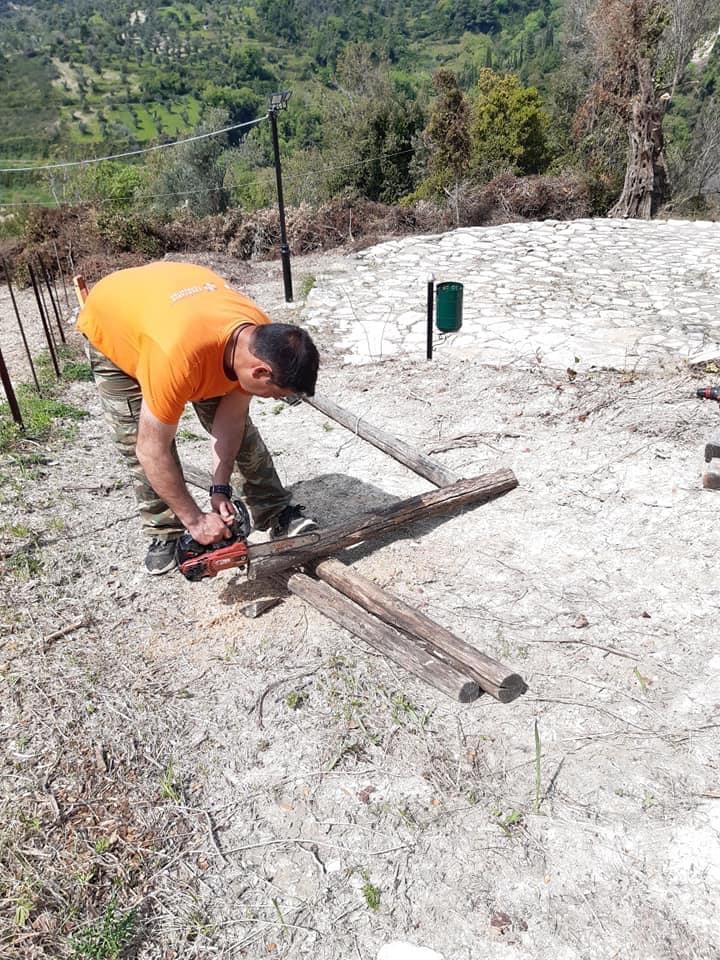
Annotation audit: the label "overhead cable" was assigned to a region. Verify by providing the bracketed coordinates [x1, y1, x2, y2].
[0, 114, 267, 174]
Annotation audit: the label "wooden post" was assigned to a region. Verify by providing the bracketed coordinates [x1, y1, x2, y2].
[248, 469, 518, 579]
[305, 394, 458, 487]
[287, 572, 480, 703]
[73, 275, 89, 307]
[314, 558, 525, 703]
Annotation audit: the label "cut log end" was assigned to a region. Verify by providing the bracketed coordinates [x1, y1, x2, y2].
[496, 674, 528, 704]
[459, 680, 482, 703]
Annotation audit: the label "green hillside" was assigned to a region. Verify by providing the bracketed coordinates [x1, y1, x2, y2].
[0, 0, 559, 161]
[0, 0, 717, 220]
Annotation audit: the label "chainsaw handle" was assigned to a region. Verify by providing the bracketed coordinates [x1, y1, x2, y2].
[177, 499, 251, 559]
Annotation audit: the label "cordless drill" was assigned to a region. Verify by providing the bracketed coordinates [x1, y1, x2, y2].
[697, 387, 720, 401]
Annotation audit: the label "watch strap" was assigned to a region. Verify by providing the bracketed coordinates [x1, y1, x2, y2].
[209, 483, 233, 498]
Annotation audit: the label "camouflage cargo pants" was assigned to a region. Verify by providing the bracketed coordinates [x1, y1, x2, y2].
[85, 342, 290, 539]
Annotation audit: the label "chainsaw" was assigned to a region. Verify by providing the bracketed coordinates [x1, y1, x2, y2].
[177, 500, 319, 581]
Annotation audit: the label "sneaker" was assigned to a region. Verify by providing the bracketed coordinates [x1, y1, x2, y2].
[144, 537, 179, 575]
[270, 504, 318, 540]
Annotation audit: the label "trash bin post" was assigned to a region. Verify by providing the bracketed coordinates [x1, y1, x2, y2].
[426, 275, 435, 361]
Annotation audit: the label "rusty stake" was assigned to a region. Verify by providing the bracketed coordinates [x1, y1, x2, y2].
[1, 258, 40, 393]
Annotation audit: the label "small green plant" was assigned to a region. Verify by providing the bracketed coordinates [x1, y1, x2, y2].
[322, 421, 334, 431]
[18, 811, 41, 833]
[73, 868, 96, 887]
[633, 667, 649, 693]
[285, 689, 306, 710]
[271, 403, 285, 415]
[13, 885, 33, 927]
[9, 523, 30, 538]
[271, 897, 288, 934]
[71, 900, 136, 960]
[390, 692, 432, 729]
[300, 274, 316, 298]
[94, 837, 111, 854]
[0, 387, 87, 452]
[6, 549, 44, 581]
[62, 360, 93, 382]
[361, 871, 381, 911]
[159, 761, 182, 803]
[494, 808, 524, 836]
[186, 908, 213, 942]
[177, 428, 202, 441]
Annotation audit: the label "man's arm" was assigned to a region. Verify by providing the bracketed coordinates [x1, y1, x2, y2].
[136, 402, 229, 544]
[207, 389, 251, 524]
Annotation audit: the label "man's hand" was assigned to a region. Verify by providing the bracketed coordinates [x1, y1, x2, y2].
[211, 493, 237, 525]
[187, 511, 231, 545]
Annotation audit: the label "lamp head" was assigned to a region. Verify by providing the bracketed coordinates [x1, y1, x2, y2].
[268, 91, 291, 113]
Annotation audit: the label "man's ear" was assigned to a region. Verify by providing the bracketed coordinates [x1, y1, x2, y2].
[250, 362, 274, 383]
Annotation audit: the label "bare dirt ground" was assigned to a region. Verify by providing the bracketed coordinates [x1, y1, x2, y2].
[1, 250, 719, 960]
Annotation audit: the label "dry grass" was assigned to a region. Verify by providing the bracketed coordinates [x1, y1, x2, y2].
[2, 174, 591, 285]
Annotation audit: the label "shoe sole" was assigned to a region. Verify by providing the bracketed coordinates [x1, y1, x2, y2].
[272, 518, 318, 540]
[145, 545, 179, 576]
[146, 559, 178, 576]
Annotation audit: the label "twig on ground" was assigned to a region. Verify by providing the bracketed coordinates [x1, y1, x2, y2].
[253, 666, 322, 729]
[204, 809, 228, 864]
[42, 618, 88, 647]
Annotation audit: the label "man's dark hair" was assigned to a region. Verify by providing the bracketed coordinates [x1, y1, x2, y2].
[250, 323, 319, 396]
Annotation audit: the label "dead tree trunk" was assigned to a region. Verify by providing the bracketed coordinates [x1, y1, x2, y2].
[610, 59, 670, 218]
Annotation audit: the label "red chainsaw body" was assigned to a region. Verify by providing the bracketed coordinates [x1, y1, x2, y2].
[179, 539, 250, 580]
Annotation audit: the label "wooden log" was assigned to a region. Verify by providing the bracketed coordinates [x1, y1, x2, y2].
[287, 572, 480, 703]
[248, 469, 518, 579]
[314, 558, 525, 703]
[305, 394, 458, 487]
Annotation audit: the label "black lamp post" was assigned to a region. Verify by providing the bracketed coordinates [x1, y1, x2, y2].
[268, 91, 293, 303]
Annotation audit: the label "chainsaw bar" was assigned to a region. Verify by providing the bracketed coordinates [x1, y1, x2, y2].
[248, 530, 321, 561]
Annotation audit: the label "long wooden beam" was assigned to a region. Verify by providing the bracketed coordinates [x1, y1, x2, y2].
[286, 572, 480, 703]
[305, 394, 458, 487]
[314, 558, 525, 703]
[247, 469, 518, 579]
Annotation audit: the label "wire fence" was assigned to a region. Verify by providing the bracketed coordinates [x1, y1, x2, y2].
[0, 253, 76, 431]
[0, 147, 419, 212]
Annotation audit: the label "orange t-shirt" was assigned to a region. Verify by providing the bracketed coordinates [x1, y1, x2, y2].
[77, 261, 270, 424]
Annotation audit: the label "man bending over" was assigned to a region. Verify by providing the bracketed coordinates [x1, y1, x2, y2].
[78, 260, 319, 575]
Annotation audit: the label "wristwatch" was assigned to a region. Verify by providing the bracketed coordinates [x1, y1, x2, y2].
[209, 483, 233, 498]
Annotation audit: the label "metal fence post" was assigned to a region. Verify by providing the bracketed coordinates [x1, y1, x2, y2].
[2, 258, 40, 393]
[0, 345, 24, 430]
[28, 262, 61, 377]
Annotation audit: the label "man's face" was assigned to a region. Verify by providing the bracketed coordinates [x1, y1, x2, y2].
[236, 361, 294, 400]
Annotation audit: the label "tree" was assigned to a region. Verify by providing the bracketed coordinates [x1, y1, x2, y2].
[470, 68, 550, 181]
[322, 46, 426, 203]
[425, 70, 471, 187]
[145, 109, 231, 216]
[578, 0, 718, 218]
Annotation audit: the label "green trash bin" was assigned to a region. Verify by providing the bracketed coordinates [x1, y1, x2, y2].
[435, 281, 463, 333]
